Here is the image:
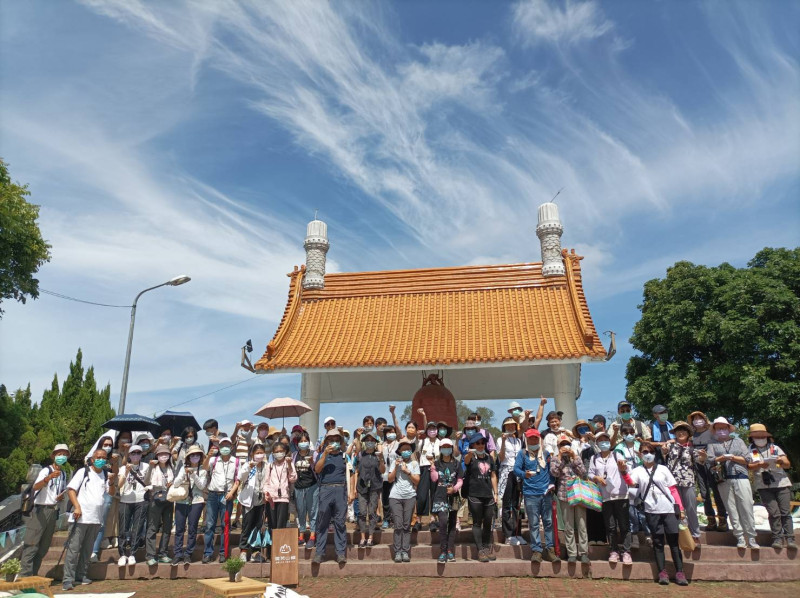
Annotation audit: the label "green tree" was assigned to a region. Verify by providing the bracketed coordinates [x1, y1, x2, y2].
[401, 399, 501, 441]
[626, 247, 800, 471]
[0, 159, 52, 317]
[0, 348, 115, 499]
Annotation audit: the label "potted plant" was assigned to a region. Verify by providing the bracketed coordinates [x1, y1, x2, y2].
[221, 556, 245, 582]
[1, 558, 21, 582]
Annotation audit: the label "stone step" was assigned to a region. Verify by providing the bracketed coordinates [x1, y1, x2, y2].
[49, 527, 799, 549]
[37, 558, 800, 582]
[42, 541, 799, 564]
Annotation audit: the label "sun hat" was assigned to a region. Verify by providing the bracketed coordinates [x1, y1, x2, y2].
[572, 419, 591, 438]
[361, 430, 379, 442]
[51, 444, 70, 457]
[557, 433, 572, 446]
[672, 421, 692, 434]
[440, 438, 454, 448]
[325, 428, 343, 439]
[323, 416, 336, 425]
[128, 444, 143, 453]
[436, 421, 453, 436]
[595, 430, 611, 441]
[154, 444, 171, 456]
[525, 428, 541, 439]
[468, 432, 487, 446]
[185, 445, 205, 459]
[688, 411, 708, 424]
[747, 423, 771, 437]
[508, 401, 523, 412]
[502, 416, 517, 429]
[711, 416, 735, 432]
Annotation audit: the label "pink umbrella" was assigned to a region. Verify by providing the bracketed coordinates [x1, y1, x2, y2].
[254, 397, 313, 426]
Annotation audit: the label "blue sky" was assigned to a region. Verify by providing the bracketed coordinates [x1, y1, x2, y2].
[1, 0, 798, 437]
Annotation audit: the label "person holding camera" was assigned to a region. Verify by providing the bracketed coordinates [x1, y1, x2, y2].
[388, 438, 421, 563]
[350, 430, 386, 547]
[116, 444, 150, 567]
[550, 433, 589, 564]
[143, 444, 175, 565]
[171, 445, 208, 565]
[661, 421, 702, 543]
[707, 417, 757, 549]
[746, 423, 795, 550]
[237, 443, 268, 562]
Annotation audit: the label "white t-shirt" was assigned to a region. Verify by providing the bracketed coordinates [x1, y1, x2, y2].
[118, 463, 151, 504]
[630, 465, 676, 515]
[67, 467, 109, 524]
[238, 462, 266, 508]
[499, 436, 523, 469]
[33, 467, 67, 506]
[419, 438, 440, 467]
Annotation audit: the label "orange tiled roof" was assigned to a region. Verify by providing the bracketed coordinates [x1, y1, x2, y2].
[255, 250, 606, 371]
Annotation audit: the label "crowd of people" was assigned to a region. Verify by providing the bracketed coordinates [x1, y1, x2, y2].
[17, 399, 796, 590]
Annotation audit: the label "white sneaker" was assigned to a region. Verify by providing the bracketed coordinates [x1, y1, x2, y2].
[736, 538, 747, 549]
[748, 539, 760, 550]
[117, 556, 127, 567]
[239, 553, 247, 562]
[508, 537, 522, 546]
[127, 555, 136, 565]
[89, 552, 99, 563]
[516, 536, 528, 545]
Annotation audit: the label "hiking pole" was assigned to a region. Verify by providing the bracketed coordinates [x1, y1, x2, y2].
[56, 519, 80, 567]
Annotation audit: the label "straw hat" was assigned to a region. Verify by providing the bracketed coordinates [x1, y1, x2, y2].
[672, 420, 692, 434]
[710, 416, 735, 432]
[185, 445, 205, 459]
[572, 419, 591, 438]
[748, 423, 771, 437]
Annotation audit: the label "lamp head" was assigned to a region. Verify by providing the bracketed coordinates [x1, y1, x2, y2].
[169, 275, 191, 286]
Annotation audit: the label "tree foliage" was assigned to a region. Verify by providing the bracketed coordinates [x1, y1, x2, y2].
[401, 399, 501, 440]
[0, 348, 115, 499]
[0, 159, 52, 317]
[626, 247, 800, 468]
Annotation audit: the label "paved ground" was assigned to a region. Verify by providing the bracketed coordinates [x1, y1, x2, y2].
[60, 577, 800, 597]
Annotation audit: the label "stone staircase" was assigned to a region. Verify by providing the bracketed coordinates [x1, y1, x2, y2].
[40, 527, 799, 582]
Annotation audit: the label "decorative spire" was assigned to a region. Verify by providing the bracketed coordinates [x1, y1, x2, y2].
[536, 202, 565, 277]
[303, 218, 329, 289]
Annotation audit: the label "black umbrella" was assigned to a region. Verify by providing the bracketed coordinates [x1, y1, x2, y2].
[156, 410, 201, 436]
[102, 413, 161, 435]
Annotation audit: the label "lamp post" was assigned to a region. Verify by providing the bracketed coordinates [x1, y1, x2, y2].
[117, 275, 191, 414]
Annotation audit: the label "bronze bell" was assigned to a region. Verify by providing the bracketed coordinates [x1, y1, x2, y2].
[411, 373, 458, 430]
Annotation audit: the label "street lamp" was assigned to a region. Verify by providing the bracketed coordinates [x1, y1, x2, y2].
[117, 275, 191, 414]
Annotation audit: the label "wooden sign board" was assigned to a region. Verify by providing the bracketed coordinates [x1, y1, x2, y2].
[270, 527, 299, 586]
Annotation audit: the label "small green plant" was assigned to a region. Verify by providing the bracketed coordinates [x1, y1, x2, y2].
[221, 557, 245, 574]
[0, 558, 21, 576]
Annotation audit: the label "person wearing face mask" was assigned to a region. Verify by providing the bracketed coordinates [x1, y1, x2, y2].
[498, 417, 525, 546]
[572, 419, 605, 546]
[289, 424, 306, 452]
[417, 411, 440, 532]
[380, 425, 399, 530]
[230, 421, 256, 531]
[62, 448, 117, 591]
[626, 441, 688, 586]
[551, 434, 589, 564]
[202, 436, 241, 563]
[116, 444, 150, 566]
[263, 441, 297, 538]
[649, 405, 674, 463]
[173, 426, 201, 471]
[429, 438, 463, 563]
[613, 424, 648, 548]
[90, 435, 118, 562]
[609, 400, 651, 447]
[143, 444, 175, 565]
[745, 424, 795, 550]
[588, 431, 632, 566]
[172, 445, 208, 565]
[292, 431, 318, 548]
[313, 429, 350, 564]
[20, 444, 70, 578]
[463, 434, 498, 563]
[689, 410, 728, 532]
[237, 444, 268, 562]
[514, 429, 559, 563]
[388, 438, 421, 563]
[351, 431, 385, 547]
[133, 434, 156, 549]
[202, 419, 219, 450]
[661, 421, 702, 543]
[706, 417, 757, 549]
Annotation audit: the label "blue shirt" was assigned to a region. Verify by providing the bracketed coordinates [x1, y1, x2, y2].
[318, 452, 346, 485]
[513, 449, 553, 496]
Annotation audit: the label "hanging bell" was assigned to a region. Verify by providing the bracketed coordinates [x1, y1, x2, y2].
[411, 373, 458, 431]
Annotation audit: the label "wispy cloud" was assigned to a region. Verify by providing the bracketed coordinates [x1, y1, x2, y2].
[511, 0, 613, 46]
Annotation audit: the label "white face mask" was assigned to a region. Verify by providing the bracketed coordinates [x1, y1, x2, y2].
[753, 438, 768, 447]
[158, 454, 170, 464]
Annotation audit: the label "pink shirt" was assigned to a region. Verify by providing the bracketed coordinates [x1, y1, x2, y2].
[261, 460, 297, 503]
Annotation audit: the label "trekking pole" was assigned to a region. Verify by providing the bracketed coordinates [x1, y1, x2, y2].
[56, 519, 80, 567]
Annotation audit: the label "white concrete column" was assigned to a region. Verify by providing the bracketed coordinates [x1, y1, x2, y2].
[553, 363, 580, 429]
[300, 372, 321, 443]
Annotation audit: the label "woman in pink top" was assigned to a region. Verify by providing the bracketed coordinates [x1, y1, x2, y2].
[262, 442, 297, 534]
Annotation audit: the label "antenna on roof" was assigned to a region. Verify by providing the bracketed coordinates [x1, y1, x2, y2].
[314, 209, 319, 220]
[550, 188, 564, 203]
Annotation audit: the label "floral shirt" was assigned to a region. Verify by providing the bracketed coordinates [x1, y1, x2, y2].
[664, 442, 697, 487]
[550, 453, 586, 502]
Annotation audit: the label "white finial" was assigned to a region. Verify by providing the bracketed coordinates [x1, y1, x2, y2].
[303, 216, 329, 289]
[536, 201, 565, 277]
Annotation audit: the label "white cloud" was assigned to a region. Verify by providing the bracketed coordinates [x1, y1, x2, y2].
[511, 0, 613, 46]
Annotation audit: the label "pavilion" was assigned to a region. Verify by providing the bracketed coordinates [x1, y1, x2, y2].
[253, 202, 610, 441]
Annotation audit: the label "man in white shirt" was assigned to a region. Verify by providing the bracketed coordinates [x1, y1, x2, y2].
[202, 436, 241, 563]
[63, 447, 117, 591]
[20, 444, 70, 577]
[116, 444, 150, 567]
